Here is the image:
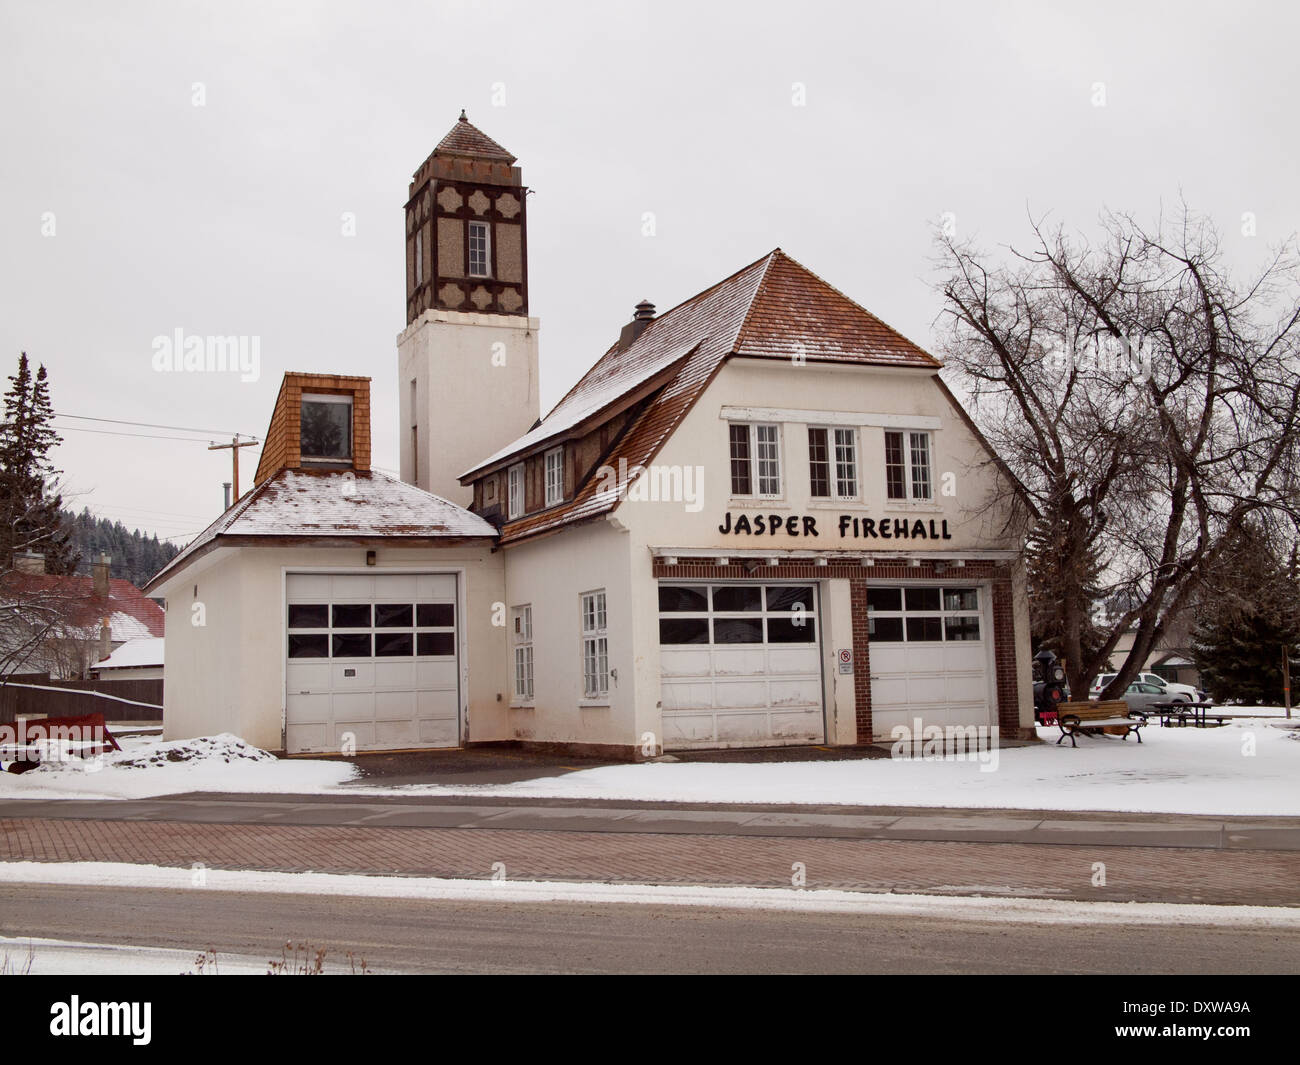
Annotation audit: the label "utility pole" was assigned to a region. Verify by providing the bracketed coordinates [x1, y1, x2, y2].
[208, 435, 259, 502]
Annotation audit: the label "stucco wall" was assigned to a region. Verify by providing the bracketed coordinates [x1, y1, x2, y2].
[608, 357, 1033, 742]
[502, 521, 640, 750]
[157, 543, 507, 752]
[397, 310, 540, 507]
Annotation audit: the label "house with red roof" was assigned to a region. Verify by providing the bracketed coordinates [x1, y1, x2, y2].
[1, 554, 165, 679]
[146, 114, 1034, 758]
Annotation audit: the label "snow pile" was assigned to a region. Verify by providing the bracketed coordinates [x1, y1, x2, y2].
[0, 733, 356, 800]
[107, 734, 276, 770]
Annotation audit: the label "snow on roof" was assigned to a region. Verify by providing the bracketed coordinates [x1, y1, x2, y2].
[146, 468, 497, 591]
[95, 636, 164, 670]
[486, 249, 943, 544]
[433, 112, 516, 163]
[0, 572, 165, 640]
[463, 335, 703, 477]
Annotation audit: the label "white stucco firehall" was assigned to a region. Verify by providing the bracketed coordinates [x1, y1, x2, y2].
[149, 114, 1035, 758]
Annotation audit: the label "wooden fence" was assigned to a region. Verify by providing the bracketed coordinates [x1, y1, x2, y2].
[0, 676, 163, 723]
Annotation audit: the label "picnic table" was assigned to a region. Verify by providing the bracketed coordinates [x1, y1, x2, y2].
[1152, 702, 1275, 727]
[1055, 700, 1148, 748]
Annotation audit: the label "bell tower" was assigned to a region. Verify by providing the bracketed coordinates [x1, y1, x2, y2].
[397, 111, 540, 505]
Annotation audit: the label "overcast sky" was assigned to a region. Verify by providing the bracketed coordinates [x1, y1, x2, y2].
[2, 0, 1297, 549]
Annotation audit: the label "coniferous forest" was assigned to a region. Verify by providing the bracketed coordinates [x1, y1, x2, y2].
[61, 508, 180, 589]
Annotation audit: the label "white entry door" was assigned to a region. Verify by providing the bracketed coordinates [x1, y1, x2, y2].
[866, 584, 992, 739]
[658, 582, 825, 749]
[284, 573, 460, 754]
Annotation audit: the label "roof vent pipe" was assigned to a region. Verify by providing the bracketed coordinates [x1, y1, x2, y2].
[618, 299, 657, 349]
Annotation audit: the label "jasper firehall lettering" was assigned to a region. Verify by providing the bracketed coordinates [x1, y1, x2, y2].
[716, 512, 951, 540]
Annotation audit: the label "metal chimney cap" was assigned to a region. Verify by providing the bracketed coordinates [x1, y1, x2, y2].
[633, 299, 656, 321]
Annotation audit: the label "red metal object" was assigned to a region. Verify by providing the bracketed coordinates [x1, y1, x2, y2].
[12, 712, 121, 753]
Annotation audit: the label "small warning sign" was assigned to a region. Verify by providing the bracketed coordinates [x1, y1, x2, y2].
[837, 648, 853, 674]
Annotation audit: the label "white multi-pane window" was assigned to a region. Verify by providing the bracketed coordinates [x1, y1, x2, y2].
[468, 221, 490, 277]
[507, 463, 524, 519]
[544, 447, 564, 507]
[809, 427, 858, 499]
[728, 423, 782, 497]
[512, 605, 533, 701]
[884, 430, 933, 501]
[581, 590, 609, 699]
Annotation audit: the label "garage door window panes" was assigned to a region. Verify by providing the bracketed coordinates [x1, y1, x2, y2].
[286, 598, 455, 659]
[866, 586, 980, 643]
[658, 584, 817, 645]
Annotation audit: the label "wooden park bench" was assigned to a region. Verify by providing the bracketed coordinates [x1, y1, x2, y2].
[1056, 700, 1148, 748]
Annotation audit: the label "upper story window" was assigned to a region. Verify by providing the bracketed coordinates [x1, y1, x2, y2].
[544, 447, 564, 507]
[300, 394, 352, 462]
[414, 229, 424, 285]
[808, 427, 858, 499]
[468, 221, 490, 277]
[885, 430, 933, 501]
[729, 423, 781, 498]
[507, 463, 524, 520]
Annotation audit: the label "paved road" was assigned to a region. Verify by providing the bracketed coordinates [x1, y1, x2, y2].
[2, 883, 1295, 974]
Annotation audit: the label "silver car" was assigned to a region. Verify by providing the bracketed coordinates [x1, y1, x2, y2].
[1118, 682, 1171, 712]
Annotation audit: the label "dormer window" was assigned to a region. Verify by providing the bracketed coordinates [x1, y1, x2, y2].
[468, 221, 490, 277]
[301, 394, 353, 463]
[507, 462, 524, 519]
[544, 447, 564, 507]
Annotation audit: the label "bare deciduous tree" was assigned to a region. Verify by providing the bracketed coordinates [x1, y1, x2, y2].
[934, 206, 1300, 700]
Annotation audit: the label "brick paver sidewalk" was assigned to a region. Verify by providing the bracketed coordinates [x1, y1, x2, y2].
[2, 817, 1298, 905]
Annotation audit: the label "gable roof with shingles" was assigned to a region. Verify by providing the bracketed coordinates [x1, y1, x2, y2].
[144, 468, 497, 593]
[0, 572, 165, 640]
[433, 112, 517, 163]
[484, 249, 943, 545]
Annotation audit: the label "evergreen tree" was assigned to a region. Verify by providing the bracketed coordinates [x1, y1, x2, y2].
[1191, 527, 1300, 704]
[0, 354, 78, 573]
[61, 507, 180, 587]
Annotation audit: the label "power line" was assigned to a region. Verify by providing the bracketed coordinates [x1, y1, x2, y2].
[58, 426, 218, 443]
[54, 412, 259, 439]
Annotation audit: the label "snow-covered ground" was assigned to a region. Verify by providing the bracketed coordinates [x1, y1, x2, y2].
[0, 936, 276, 976]
[0, 717, 1297, 815]
[0, 733, 354, 800]
[1, 860, 1297, 929]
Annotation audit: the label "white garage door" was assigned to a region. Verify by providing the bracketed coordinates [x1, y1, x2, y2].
[285, 573, 460, 754]
[658, 582, 825, 749]
[867, 584, 992, 739]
